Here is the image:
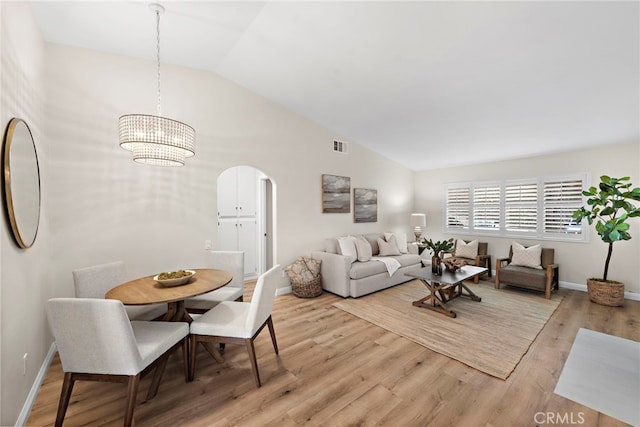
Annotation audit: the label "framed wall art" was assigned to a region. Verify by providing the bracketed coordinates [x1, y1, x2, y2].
[322, 174, 350, 213]
[354, 188, 377, 223]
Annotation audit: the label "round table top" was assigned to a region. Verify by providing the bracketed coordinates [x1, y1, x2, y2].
[105, 268, 233, 305]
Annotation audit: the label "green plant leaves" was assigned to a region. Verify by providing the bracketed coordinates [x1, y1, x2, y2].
[572, 175, 640, 279]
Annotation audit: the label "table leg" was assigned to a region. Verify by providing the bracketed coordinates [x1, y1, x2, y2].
[457, 282, 482, 302]
[412, 280, 457, 318]
[202, 342, 225, 364]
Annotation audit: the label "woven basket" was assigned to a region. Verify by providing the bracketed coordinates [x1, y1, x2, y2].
[291, 276, 323, 298]
[587, 279, 624, 307]
[285, 257, 323, 298]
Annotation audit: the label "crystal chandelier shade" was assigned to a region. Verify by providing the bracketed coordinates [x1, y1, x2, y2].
[118, 3, 195, 166]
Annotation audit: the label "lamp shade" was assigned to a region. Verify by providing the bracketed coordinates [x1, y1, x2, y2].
[410, 213, 426, 227]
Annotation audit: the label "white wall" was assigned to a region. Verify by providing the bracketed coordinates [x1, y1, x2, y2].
[0, 4, 414, 423]
[0, 2, 51, 425]
[414, 142, 640, 294]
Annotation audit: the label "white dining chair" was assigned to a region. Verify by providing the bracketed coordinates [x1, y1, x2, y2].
[46, 298, 189, 427]
[185, 251, 245, 314]
[72, 260, 167, 321]
[189, 265, 281, 387]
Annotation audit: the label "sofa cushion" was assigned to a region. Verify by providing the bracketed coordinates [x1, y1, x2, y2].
[323, 238, 340, 254]
[355, 236, 372, 262]
[378, 236, 401, 256]
[364, 233, 384, 255]
[499, 265, 547, 290]
[338, 236, 358, 263]
[456, 239, 478, 259]
[511, 242, 542, 269]
[385, 232, 408, 253]
[350, 254, 421, 280]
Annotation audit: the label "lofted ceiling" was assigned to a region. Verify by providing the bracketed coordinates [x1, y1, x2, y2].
[30, 1, 639, 171]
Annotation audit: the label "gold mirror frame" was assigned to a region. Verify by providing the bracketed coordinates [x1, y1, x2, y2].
[2, 118, 41, 249]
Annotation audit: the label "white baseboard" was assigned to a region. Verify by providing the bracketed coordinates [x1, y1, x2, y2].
[560, 281, 640, 301]
[277, 286, 292, 296]
[16, 342, 56, 426]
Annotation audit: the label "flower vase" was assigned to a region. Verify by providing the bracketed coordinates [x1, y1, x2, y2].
[431, 255, 442, 275]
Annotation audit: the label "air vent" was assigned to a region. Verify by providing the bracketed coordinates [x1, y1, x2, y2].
[333, 140, 348, 153]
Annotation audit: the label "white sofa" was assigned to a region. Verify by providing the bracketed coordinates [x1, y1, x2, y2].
[311, 233, 422, 298]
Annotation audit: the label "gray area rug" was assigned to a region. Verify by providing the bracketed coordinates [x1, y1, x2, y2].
[555, 328, 640, 426]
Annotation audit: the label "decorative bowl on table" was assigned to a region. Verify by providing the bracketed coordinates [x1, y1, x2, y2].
[153, 270, 195, 287]
[443, 258, 467, 273]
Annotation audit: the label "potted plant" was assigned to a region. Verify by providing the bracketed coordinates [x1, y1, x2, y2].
[572, 175, 640, 306]
[419, 237, 454, 275]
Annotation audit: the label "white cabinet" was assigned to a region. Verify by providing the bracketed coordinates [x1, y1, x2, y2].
[217, 166, 259, 277]
[218, 166, 257, 218]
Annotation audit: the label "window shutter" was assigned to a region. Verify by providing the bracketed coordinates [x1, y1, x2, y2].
[473, 185, 500, 230]
[446, 187, 469, 229]
[505, 182, 538, 232]
[543, 179, 583, 235]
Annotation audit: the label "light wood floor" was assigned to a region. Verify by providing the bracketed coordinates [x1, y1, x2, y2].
[27, 282, 639, 427]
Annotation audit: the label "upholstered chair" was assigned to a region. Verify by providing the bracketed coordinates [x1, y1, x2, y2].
[73, 260, 167, 321]
[495, 245, 559, 299]
[46, 298, 189, 427]
[189, 265, 281, 387]
[450, 239, 491, 284]
[185, 251, 245, 314]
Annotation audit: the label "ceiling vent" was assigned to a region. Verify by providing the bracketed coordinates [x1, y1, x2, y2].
[333, 140, 348, 154]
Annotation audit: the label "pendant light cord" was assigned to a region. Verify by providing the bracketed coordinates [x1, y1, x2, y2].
[155, 8, 162, 117]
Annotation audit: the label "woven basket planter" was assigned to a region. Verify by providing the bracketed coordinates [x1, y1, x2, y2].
[285, 257, 323, 298]
[291, 276, 323, 298]
[587, 279, 624, 307]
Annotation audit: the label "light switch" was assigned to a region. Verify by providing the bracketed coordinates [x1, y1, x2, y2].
[204, 240, 212, 250]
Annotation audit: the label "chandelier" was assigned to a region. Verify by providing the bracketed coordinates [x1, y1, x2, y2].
[119, 3, 195, 166]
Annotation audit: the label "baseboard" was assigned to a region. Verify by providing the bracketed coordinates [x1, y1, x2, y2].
[560, 281, 640, 301]
[16, 342, 56, 426]
[277, 286, 292, 296]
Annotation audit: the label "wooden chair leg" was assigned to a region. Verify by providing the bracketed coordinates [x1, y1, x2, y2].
[55, 372, 75, 427]
[245, 338, 261, 387]
[189, 335, 198, 382]
[147, 354, 170, 400]
[124, 375, 140, 427]
[182, 337, 189, 382]
[267, 316, 279, 355]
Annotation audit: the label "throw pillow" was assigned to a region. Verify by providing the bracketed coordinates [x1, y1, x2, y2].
[511, 241, 542, 269]
[378, 236, 401, 256]
[354, 236, 373, 262]
[385, 232, 408, 254]
[337, 236, 358, 263]
[455, 239, 478, 259]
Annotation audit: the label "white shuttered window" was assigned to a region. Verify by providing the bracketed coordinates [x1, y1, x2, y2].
[505, 182, 537, 233]
[443, 174, 587, 241]
[445, 186, 469, 229]
[473, 185, 500, 230]
[543, 179, 584, 235]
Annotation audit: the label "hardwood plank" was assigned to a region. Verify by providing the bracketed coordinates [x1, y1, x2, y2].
[26, 282, 638, 426]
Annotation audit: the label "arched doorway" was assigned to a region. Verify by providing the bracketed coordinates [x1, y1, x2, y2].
[217, 165, 276, 278]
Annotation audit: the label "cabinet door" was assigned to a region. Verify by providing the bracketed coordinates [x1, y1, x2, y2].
[236, 166, 257, 217]
[217, 168, 238, 218]
[238, 219, 257, 276]
[217, 220, 238, 251]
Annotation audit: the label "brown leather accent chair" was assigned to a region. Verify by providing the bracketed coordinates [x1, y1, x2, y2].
[495, 246, 559, 299]
[450, 240, 491, 284]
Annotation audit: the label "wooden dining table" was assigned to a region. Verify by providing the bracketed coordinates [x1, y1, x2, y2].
[106, 268, 233, 364]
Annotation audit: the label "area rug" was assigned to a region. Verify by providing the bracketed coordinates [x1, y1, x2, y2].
[554, 328, 640, 425]
[332, 280, 562, 380]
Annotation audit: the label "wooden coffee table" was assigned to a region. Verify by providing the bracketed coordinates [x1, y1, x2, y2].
[405, 266, 487, 318]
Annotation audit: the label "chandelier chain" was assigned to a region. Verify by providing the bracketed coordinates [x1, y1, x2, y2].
[155, 8, 162, 117]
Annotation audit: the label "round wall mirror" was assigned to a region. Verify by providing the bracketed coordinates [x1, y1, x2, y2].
[2, 118, 41, 248]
